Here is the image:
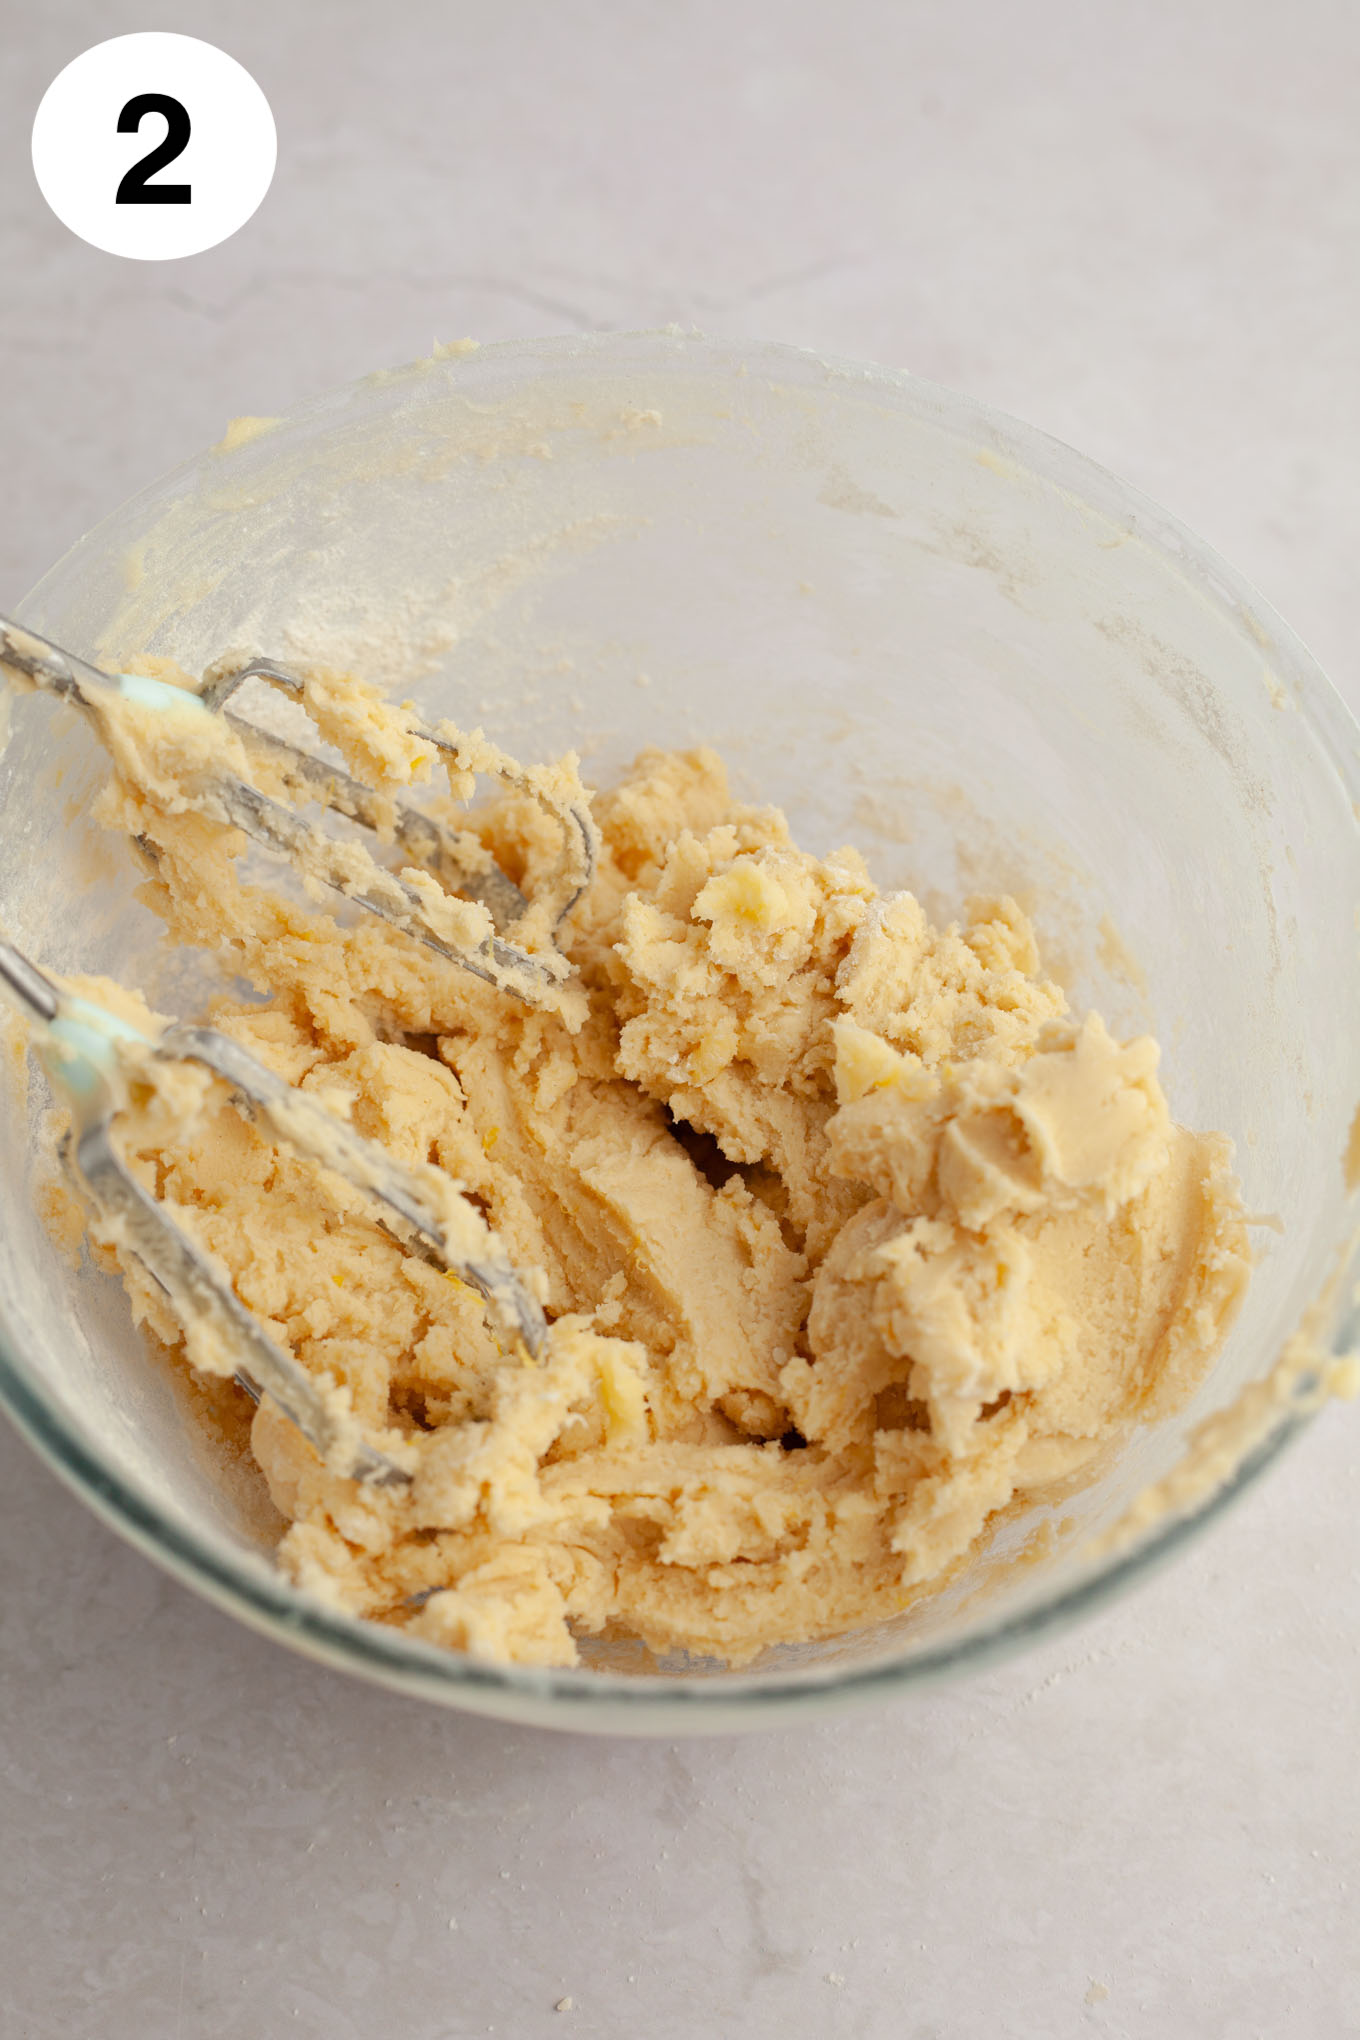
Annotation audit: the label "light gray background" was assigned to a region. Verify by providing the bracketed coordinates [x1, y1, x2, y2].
[2, 4, 1357, 2036]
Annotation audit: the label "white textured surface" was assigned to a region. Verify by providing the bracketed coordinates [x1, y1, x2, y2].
[2, 4, 1358, 2035]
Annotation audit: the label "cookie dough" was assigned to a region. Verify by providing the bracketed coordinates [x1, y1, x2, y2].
[38, 669, 1252, 1668]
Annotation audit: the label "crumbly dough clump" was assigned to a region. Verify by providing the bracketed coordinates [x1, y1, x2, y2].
[70, 692, 1251, 1668]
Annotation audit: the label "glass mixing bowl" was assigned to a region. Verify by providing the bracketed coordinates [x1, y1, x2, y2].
[1, 332, 1356, 1733]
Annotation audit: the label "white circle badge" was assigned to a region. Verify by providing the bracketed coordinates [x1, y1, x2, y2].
[32, 33, 276, 261]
